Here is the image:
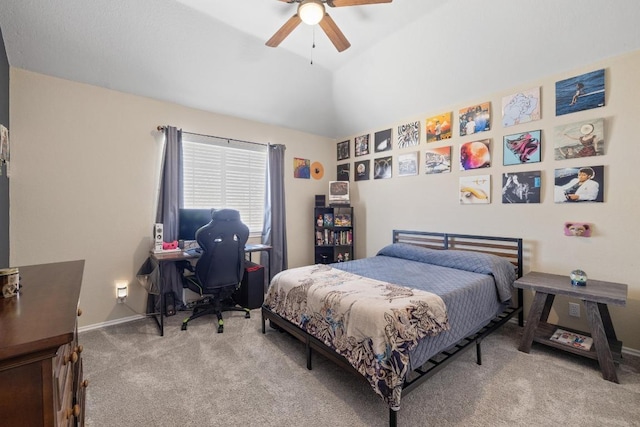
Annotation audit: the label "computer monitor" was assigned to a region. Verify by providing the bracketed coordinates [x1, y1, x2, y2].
[178, 208, 214, 241]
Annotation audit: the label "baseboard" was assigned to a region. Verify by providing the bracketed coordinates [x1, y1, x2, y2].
[78, 314, 145, 333]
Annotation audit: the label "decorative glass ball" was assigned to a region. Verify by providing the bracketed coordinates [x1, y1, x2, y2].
[570, 269, 588, 286]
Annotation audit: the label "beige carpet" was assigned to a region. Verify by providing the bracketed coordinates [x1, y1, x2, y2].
[81, 310, 640, 427]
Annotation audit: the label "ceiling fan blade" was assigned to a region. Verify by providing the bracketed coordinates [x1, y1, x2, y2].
[318, 13, 351, 52]
[266, 14, 303, 47]
[328, 0, 392, 7]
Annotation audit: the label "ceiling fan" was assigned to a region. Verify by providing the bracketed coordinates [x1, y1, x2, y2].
[266, 0, 393, 52]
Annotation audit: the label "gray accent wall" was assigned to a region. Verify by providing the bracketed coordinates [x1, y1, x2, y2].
[0, 25, 8, 267]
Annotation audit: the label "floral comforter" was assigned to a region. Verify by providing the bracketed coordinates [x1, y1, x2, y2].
[264, 264, 450, 410]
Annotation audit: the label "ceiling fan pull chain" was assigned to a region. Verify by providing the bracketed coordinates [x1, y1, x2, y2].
[310, 26, 316, 65]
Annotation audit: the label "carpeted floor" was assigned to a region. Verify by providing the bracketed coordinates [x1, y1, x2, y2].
[80, 310, 640, 427]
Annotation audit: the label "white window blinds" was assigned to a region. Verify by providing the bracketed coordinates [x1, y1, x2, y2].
[182, 134, 267, 234]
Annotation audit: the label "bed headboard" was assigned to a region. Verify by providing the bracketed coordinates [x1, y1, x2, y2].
[392, 230, 523, 278]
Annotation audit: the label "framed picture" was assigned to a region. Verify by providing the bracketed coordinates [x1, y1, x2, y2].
[554, 165, 604, 203]
[426, 112, 452, 143]
[355, 134, 370, 157]
[337, 140, 350, 161]
[503, 130, 541, 165]
[397, 121, 420, 149]
[337, 163, 350, 181]
[354, 160, 370, 181]
[293, 157, 310, 179]
[373, 156, 392, 179]
[502, 171, 541, 204]
[460, 139, 491, 171]
[501, 87, 541, 127]
[554, 118, 604, 160]
[425, 146, 451, 174]
[556, 69, 605, 116]
[398, 152, 419, 177]
[459, 102, 491, 136]
[374, 128, 392, 152]
[459, 175, 491, 204]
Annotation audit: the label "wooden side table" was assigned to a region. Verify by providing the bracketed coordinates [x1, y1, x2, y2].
[514, 271, 627, 383]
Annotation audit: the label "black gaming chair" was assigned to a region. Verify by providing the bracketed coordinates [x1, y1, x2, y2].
[181, 209, 250, 333]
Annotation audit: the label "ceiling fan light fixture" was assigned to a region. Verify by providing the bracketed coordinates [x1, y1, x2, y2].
[298, 0, 325, 25]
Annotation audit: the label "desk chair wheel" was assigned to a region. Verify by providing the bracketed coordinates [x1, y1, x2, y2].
[245, 311, 251, 319]
[181, 321, 188, 331]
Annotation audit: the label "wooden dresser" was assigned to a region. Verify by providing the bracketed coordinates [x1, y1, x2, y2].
[0, 260, 87, 426]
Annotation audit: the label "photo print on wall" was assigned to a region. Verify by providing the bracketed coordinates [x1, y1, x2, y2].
[460, 174, 491, 204]
[502, 171, 541, 204]
[355, 134, 370, 157]
[425, 146, 451, 174]
[501, 87, 541, 127]
[354, 160, 370, 181]
[293, 157, 310, 179]
[460, 139, 491, 171]
[337, 140, 350, 161]
[397, 152, 419, 177]
[397, 121, 420, 149]
[374, 128, 392, 152]
[337, 163, 350, 181]
[503, 130, 541, 165]
[459, 102, 491, 137]
[555, 69, 605, 116]
[373, 156, 392, 179]
[554, 118, 604, 160]
[426, 112, 452, 142]
[554, 165, 604, 203]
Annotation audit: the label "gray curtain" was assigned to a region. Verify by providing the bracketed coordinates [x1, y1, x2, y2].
[155, 126, 184, 311]
[262, 144, 287, 279]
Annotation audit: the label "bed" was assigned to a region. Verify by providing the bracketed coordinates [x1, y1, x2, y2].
[261, 230, 523, 427]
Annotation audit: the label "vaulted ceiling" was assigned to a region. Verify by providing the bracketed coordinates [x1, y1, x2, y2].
[1, 0, 640, 138]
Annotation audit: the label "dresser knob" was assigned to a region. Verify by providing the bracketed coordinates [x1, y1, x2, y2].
[81, 379, 89, 388]
[73, 404, 81, 417]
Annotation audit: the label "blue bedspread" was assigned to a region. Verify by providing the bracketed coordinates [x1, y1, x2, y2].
[332, 243, 517, 371]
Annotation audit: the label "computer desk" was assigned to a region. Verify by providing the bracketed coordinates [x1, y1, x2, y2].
[149, 243, 272, 336]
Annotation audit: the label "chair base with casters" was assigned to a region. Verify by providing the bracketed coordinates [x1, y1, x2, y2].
[181, 276, 250, 333]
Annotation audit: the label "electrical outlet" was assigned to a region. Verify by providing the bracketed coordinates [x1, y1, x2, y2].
[568, 302, 580, 317]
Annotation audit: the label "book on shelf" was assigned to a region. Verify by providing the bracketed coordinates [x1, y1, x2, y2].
[334, 213, 352, 227]
[323, 213, 334, 227]
[549, 328, 593, 350]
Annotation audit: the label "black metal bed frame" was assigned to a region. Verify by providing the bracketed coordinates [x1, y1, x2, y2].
[261, 230, 524, 427]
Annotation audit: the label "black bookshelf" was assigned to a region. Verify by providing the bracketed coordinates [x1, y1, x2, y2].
[314, 206, 354, 264]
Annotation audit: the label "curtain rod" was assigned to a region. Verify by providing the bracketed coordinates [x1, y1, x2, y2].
[157, 125, 267, 147]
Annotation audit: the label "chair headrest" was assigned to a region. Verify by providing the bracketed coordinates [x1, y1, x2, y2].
[211, 209, 241, 222]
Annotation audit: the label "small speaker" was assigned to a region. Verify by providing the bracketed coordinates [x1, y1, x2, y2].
[154, 223, 164, 251]
[164, 292, 176, 317]
[315, 194, 326, 207]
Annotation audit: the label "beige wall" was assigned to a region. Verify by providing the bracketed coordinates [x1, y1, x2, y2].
[9, 69, 334, 328]
[9, 49, 640, 352]
[340, 50, 640, 353]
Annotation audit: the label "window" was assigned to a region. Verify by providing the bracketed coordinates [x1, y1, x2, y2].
[182, 134, 267, 235]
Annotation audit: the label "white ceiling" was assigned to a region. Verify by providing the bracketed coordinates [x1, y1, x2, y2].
[1, 0, 640, 139]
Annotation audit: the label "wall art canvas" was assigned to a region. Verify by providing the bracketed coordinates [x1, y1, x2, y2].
[554, 118, 604, 160]
[460, 139, 491, 171]
[0, 125, 8, 163]
[503, 130, 541, 165]
[354, 160, 370, 181]
[554, 165, 604, 203]
[459, 102, 491, 136]
[459, 175, 491, 204]
[397, 121, 420, 149]
[425, 146, 451, 174]
[355, 134, 370, 157]
[337, 163, 350, 181]
[337, 140, 350, 161]
[373, 156, 392, 179]
[398, 152, 419, 177]
[502, 171, 541, 204]
[555, 69, 605, 116]
[502, 87, 541, 127]
[426, 112, 452, 143]
[374, 128, 392, 152]
[293, 157, 310, 179]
